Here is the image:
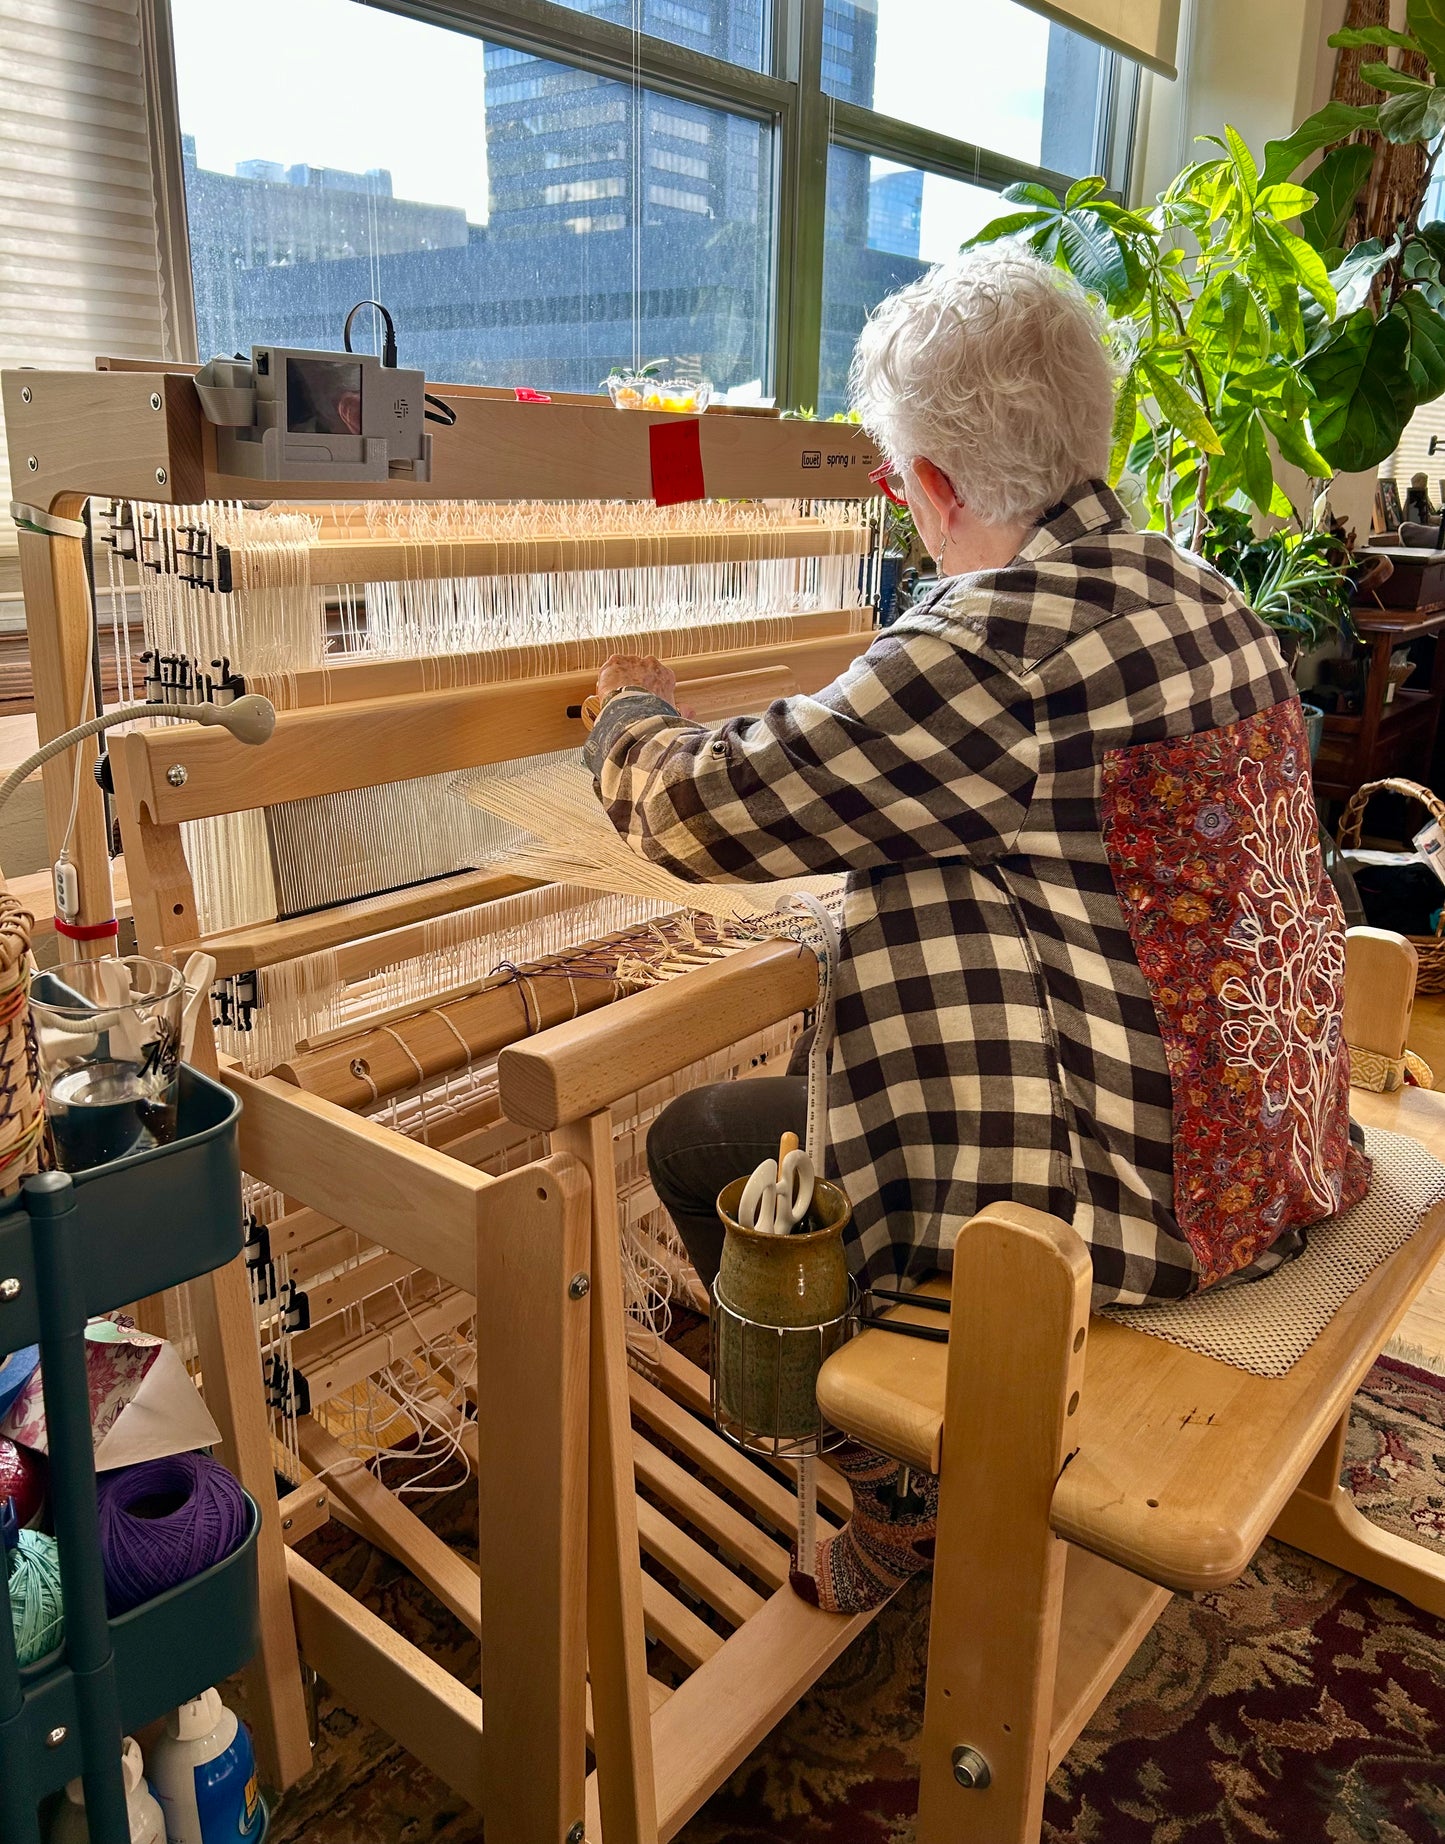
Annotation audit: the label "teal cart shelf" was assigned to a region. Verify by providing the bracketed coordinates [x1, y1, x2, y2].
[0, 1066, 259, 1844]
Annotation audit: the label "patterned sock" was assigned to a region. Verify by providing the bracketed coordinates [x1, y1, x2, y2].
[789, 1442, 939, 1614]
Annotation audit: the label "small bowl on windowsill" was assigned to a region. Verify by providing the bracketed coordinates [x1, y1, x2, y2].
[606, 372, 712, 414]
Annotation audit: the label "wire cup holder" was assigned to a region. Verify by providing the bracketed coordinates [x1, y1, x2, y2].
[709, 1278, 859, 1459]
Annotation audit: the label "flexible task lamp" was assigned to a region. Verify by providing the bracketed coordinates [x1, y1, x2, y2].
[0, 694, 276, 941]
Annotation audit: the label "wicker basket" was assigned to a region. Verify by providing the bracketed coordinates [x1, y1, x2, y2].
[1338, 776, 1445, 993]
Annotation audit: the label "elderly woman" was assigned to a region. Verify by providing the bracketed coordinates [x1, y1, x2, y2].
[583, 245, 1368, 1613]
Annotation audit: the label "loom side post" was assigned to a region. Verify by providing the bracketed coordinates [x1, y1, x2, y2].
[16, 508, 114, 956]
[474, 1152, 593, 1844]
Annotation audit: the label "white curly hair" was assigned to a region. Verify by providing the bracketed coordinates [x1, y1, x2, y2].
[849, 243, 1117, 527]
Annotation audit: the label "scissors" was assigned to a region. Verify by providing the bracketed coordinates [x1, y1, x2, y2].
[738, 1132, 816, 1235]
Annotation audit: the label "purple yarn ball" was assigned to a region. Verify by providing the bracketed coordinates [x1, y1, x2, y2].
[95, 1452, 247, 1615]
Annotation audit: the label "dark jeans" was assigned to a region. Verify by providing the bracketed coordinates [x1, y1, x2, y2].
[648, 1040, 810, 1289]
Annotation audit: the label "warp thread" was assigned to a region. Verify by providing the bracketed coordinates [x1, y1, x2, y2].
[8, 1528, 64, 1664]
[0, 1436, 46, 1527]
[96, 1452, 248, 1615]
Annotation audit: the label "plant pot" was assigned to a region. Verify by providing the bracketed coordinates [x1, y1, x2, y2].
[1300, 700, 1325, 762]
[712, 1174, 851, 1444]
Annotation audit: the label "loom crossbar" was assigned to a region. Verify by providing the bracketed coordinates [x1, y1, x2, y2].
[114, 632, 864, 826]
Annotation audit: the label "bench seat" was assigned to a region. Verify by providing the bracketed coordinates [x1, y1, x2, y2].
[818, 1083, 1445, 1594]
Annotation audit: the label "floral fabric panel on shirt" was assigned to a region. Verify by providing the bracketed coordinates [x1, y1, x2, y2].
[1101, 698, 1370, 1288]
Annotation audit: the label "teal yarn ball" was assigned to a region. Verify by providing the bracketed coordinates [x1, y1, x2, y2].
[9, 1528, 64, 1665]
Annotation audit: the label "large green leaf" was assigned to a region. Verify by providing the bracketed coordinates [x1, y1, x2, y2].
[1065, 176, 1107, 208]
[1329, 25, 1422, 49]
[1399, 291, 1445, 401]
[1272, 222, 1338, 313]
[1054, 210, 1131, 301]
[960, 209, 1052, 249]
[1359, 59, 1434, 94]
[1378, 82, 1445, 142]
[1141, 357, 1224, 456]
[1260, 406, 1331, 478]
[1191, 271, 1269, 372]
[1001, 181, 1061, 209]
[1109, 369, 1139, 484]
[1242, 413, 1275, 514]
[1409, 0, 1445, 73]
[1254, 183, 1318, 219]
[1224, 125, 1258, 195]
[1298, 143, 1377, 251]
[1304, 308, 1416, 471]
[1260, 102, 1382, 186]
[1329, 236, 1399, 315]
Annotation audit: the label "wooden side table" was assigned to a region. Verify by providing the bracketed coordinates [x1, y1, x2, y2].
[1312, 599, 1445, 801]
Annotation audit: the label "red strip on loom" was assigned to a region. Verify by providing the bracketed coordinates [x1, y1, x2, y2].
[649, 419, 706, 506]
[54, 917, 119, 941]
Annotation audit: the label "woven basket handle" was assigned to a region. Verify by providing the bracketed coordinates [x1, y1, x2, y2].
[1337, 776, 1445, 940]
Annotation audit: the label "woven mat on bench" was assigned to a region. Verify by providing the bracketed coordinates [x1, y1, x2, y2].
[1098, 1126, 1445, 1377]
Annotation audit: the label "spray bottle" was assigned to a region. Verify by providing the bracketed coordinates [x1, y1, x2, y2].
[146, 1688, 266, 1844]
[49, 1736, 165, 1844]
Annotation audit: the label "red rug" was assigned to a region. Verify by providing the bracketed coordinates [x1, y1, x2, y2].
[262, 1357, 1445, 1843]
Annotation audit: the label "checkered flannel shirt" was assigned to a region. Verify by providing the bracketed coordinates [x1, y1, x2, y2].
[583, 480, 1303, 1307]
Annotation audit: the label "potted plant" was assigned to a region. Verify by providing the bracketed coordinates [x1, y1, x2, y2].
[960, 0, 1445, 656]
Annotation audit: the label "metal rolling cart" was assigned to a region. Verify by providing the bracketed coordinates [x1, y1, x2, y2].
[0, 1067, 261, 1844]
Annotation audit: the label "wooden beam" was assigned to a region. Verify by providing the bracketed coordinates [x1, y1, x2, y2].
[288, 1549, 484, 1808]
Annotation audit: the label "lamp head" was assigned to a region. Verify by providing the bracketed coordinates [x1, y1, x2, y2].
[195, 693, 276, 745]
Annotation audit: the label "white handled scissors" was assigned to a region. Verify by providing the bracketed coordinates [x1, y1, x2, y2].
[738, 1132, 816, 1235]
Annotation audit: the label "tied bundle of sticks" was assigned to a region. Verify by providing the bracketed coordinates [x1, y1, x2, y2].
[0, 893, 43, 1194]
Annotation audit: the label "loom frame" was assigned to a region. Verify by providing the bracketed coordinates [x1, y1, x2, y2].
[5, 362, 892, 1833]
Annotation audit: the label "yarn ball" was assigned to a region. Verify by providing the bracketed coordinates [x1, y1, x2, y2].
[96, 1452, 248, 1616]
[8, 1528, 64, 1665]
[0, 1437, 45, 1528]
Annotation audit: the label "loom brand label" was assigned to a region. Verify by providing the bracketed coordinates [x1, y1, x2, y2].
[801, 449, 821, 467]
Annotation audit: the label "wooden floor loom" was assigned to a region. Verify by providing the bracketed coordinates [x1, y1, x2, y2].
[2, 362, 890, 1835]
[15, 365, 1445, 1844]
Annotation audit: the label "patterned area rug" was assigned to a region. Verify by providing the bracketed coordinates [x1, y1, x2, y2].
[262, 1358, 1445, 1844]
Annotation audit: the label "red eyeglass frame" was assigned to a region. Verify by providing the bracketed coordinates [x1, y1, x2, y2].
[868, 461, 908, 509]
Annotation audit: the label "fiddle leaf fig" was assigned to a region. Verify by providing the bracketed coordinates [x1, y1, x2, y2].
[1358, 59, 1433, 94]
[1260, 102, 1381, 186]
[1328, 25, 1422, 50]
[1298, 143, 1377, 251]
[1409, 0, 1445, 74]
[1378, 82, 1445, 143]
[1304, 308, 1415, 471]
[1400, 289, 1445, 401]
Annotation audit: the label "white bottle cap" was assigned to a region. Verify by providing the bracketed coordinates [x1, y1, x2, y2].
[64, 1736, 146, 1804]
[169, 1687, 225, 1743]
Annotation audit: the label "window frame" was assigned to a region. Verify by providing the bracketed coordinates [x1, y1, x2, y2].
[166, 0, 1135, 410]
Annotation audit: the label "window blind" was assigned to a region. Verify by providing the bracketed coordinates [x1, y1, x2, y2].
[0, 0, 175, 544]
[1018, 0, 1181, 80]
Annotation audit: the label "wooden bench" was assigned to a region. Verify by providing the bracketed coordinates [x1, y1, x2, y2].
[815, 932, 1445, 1842]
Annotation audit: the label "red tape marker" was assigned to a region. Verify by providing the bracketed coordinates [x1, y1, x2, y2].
[54, 917, 119, 941]
[649, 419, 705, 506]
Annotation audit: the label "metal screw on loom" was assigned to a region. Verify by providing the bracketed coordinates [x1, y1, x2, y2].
[46, 1726, 67, 1748]
[952, 1746, 991, 1789]
[565, 1824, 586, 1844]
[568, 1273, 590, 1299]
[167, 764, 188, 787]
[150, 393, 162, 411]
[0, 1277, 19, 1302]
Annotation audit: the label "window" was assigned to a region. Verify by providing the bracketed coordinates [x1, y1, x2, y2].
[168, 0, 1130, 413]
[534, 0, 768, 72]
[822, 0, 1108, 174]
[171, 0, 774, 395]
[819, 150, 1007, 413]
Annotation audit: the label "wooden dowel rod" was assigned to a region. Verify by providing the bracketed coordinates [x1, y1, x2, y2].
[225, 524, 870, 592]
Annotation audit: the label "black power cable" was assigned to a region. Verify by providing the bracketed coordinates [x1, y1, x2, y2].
[342, 298, 455, 426]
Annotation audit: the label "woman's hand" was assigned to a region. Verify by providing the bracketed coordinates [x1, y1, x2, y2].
[597, 653, 678, 708]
